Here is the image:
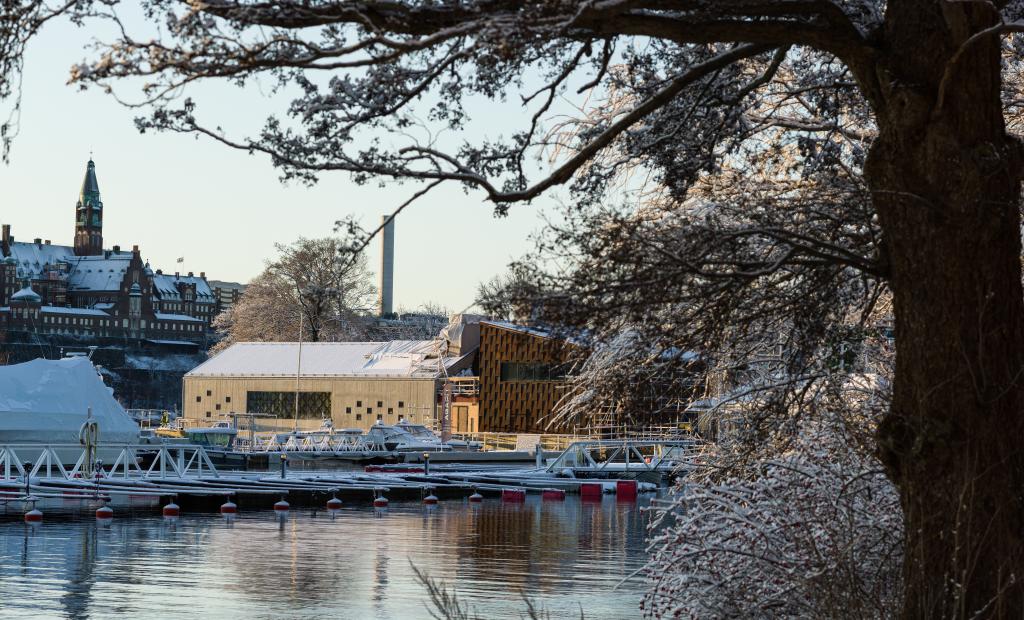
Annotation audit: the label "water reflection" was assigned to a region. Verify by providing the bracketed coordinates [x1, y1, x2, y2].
[0, 496, 652, 619]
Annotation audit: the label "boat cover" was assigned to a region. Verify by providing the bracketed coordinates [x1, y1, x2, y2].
[0, 357, 139, 444]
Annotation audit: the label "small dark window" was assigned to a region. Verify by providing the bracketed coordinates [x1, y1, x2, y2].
[376, 414, 383, 421]
[398, 401, 404, 408]
[205, 411, 211, 418]
[387, 408, 393, 415]
[225, 396, 231, 403]
[356, 400, 362, 407]
[215, 404, 221, 411]
[367, 407, 373, 414]
[206, 390, 212, 396]
[356, 414, 362, 421]
[398, 414, 404, 421]
[346, 407, 352, 414]
[377, 401, 383, 408]
[196, 396, 201, 403]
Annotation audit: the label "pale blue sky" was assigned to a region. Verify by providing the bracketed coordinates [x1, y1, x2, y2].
[0, 17, 559, 312]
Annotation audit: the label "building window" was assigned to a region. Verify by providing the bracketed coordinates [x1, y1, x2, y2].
[225, 396, 231, 403]
[196, 396, 201, 403]
[398, 414, 404, 421]
[387, 408, 393, 415]
[356, 414, 362, 421]
[246, 391, 331, 418]
[367, 407, 373, 414]
[346, 407, 352, 414]
[499, 362, 566, 382]
[376, 400, 383, 408]
[398, 401, 404, 408]
[206, 390, 212, 396]
[376, 414, 382, 421]
[356, 400, 362, 407]
[215, 404, 221, 411]
[206, 412, 211, 418]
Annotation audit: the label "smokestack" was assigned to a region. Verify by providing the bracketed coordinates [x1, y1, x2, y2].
[1, 225, 10, 257]
[378, 214, 395, 317]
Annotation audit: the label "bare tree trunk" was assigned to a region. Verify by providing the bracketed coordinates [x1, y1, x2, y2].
[868, 3, 1024, 614]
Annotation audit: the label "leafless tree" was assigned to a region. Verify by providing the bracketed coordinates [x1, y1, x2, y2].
[213, 237, 375, 350]
[70, 1, 1024, 614]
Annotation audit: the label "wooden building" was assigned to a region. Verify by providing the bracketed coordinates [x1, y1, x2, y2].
[477, 320, 574, 433]
[183, 341, 474, 431]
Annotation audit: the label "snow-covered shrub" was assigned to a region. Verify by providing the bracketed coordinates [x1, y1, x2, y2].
[644, 404, 902, 618]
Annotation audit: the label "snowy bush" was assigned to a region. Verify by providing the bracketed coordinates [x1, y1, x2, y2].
[644, 405, 902, 618]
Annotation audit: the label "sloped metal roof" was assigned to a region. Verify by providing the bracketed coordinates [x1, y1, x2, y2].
[186, 340, 465, 379]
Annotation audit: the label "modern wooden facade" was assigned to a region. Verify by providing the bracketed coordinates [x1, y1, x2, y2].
[477, 321, 573, 433]
[183, 375, 442, 431]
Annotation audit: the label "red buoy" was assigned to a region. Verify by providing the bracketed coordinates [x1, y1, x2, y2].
[220, 501, 238, 515]
[24, 508, 43, 523]
[501, 488, 526, 502]
[96, 505, 114, 520]
[273, 499, 290, 512]
[423, 494, 439, 505]
[326, 497, 343, 510]
[542, 488, 566, 501]
[373, 496, 389, 508]
[468, 492, 483, 503]
[163, 502, 180, 517]
[616, 480, 638, 501]
[580, 483, 604, 500]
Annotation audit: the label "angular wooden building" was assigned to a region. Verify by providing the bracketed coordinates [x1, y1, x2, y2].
[476, 320, 575, 433]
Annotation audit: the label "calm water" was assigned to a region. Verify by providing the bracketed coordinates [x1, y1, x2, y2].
[0, 496, 653, 619]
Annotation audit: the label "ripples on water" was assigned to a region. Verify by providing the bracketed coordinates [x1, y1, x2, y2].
[0, 496, 653, 619]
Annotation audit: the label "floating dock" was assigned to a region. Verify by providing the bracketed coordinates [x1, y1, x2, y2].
[0, 439, 689, 521]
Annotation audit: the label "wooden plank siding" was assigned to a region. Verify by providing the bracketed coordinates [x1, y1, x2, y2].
[183, 375, 441, 431]
[477, 322, 575, 433]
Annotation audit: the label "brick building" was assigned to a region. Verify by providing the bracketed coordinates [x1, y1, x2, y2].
[0, 158, 217, 346]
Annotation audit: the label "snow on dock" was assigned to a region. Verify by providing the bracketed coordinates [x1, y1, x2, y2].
[0, 438, 682, 520]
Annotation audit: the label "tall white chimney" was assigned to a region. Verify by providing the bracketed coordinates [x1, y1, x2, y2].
[378, 214, 395, 316]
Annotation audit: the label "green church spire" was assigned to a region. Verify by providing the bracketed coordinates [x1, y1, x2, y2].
[79, 158, 102, 212]
[74, 157, 104, 256]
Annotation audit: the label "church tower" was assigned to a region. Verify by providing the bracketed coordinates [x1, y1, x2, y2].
[74, 158, 103, 256]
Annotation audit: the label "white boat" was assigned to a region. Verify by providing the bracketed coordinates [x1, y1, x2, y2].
[394, 421, 482, 451]
[0, 357, 140, 464]
[364, 421, 480, 452]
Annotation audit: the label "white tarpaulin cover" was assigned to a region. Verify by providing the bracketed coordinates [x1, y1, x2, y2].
[0, 357, 139, 444]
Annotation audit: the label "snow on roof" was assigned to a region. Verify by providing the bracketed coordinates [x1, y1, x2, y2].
[187, 340, 462, 378]
[40, 306, 111, 316]
[152, 273, 215, 302]
[11, 286, 41, 302]
[7, 241, 75, 278]
[66, 254, 132, 292]
[480, 319, 557, 340]
[155, 312, 204, 323]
